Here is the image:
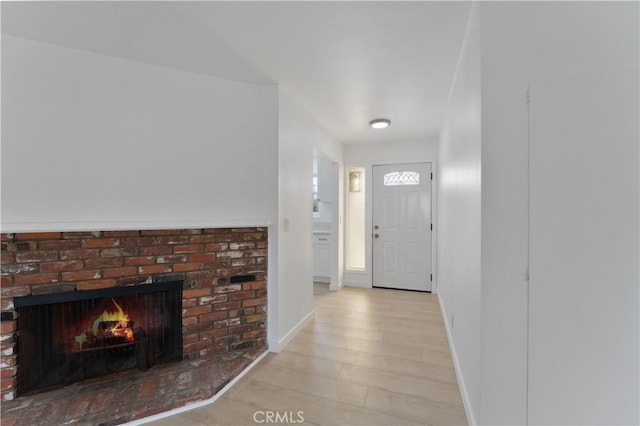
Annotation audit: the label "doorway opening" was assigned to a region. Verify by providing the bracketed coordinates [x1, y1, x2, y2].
[312, 150, 339, 290]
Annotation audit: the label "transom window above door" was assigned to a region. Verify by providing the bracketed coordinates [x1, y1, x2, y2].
[383, 171, 420, 186]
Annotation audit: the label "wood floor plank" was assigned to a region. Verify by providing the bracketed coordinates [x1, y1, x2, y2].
[314, 298, 442, 313]
[266, 350, 344, 379]
[363, 313, 447, 329]
[248, 363, 368, 407]
[338, 364, 464, 407]
[381, 330, 449, 351]
[361, 318, 448, 339]
[364, 388, 468, 426]
[314, 308, 444, 326]
[308, 343, 458, 385]
[313, 316, 366, 329]
[421, 348, 456, 369]
[282, 339, 317, 356]
[304, 322, 385, 341]
[292, 331, 424, 362]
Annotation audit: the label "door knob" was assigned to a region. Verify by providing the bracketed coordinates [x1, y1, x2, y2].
[374, 225, 379, 230]
[374, 233, 379, 239]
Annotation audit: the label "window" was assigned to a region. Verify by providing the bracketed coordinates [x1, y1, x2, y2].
[346, 167, 365, 270]
[383, 171, 420, 186]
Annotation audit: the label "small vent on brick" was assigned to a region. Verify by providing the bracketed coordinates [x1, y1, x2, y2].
[230, 274, 257, 284]
[229, 274, 256, 284]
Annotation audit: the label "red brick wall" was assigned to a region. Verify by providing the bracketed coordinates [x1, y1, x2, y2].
[0, 227, 268, 401]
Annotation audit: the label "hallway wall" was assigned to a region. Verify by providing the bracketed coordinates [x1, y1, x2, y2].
[480, 2, 639, 424]
[436, 3, 481, 424]
[276, 90, 343, 350]
[439, 3, 638, 424]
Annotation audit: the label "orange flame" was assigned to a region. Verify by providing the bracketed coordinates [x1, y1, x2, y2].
[91, 299, 130, 334]
[74, 299, 135, 349]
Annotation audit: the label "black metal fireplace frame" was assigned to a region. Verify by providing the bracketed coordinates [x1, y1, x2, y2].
[14, 280, 184, 396]
[14, 280, 183, 307]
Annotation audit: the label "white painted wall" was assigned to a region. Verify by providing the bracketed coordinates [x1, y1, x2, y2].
[529, 68, 638, 425]
[1, 36, 278, 229]
[1, 2, 274, 86]
[480, 2, 639, 424]
[436, 3, 481, 424]
[343, 139, 437, 287]
[274, 90, 343, 350]
[344, 139, 437, 166]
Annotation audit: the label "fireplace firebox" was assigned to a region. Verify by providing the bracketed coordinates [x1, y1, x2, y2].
[14, 281, 183, 396]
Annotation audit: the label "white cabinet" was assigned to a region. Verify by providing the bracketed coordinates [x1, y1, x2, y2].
[313, 234, 331, 281]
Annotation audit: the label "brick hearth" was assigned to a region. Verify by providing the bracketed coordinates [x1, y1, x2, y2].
[0, 227, 268, 424]
[0, 346, 264, 425]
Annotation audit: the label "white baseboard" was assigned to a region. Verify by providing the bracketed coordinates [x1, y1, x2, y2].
[329, 280, 343, 291]
[125, 349, 270, 425]
[267, 309, 315, 353]
[343, 280, 371, 289]
[438, 293, 477, 426]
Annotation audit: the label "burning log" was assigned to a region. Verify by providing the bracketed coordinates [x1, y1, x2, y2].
[74, 299, 136, 350]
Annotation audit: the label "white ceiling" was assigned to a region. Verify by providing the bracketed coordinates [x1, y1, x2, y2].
[2, 1, 472, 144]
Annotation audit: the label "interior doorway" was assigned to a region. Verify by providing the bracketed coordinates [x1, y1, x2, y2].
[312, 150, 340, 290]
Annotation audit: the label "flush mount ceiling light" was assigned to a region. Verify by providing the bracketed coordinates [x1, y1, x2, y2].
[369, 118, 391, 129]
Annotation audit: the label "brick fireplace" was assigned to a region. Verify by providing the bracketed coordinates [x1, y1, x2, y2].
[0, 227, 268, 424]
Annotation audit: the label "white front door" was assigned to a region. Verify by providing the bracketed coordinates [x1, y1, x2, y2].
[372, 163, 432, 291]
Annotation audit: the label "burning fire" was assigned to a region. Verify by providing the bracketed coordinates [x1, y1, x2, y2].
[74, 299, 135, 349]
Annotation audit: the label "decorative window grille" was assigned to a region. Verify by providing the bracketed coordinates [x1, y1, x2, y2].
[383, 171, 420, 186]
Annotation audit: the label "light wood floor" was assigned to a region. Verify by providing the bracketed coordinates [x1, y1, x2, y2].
[148, 284, 467, 425]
